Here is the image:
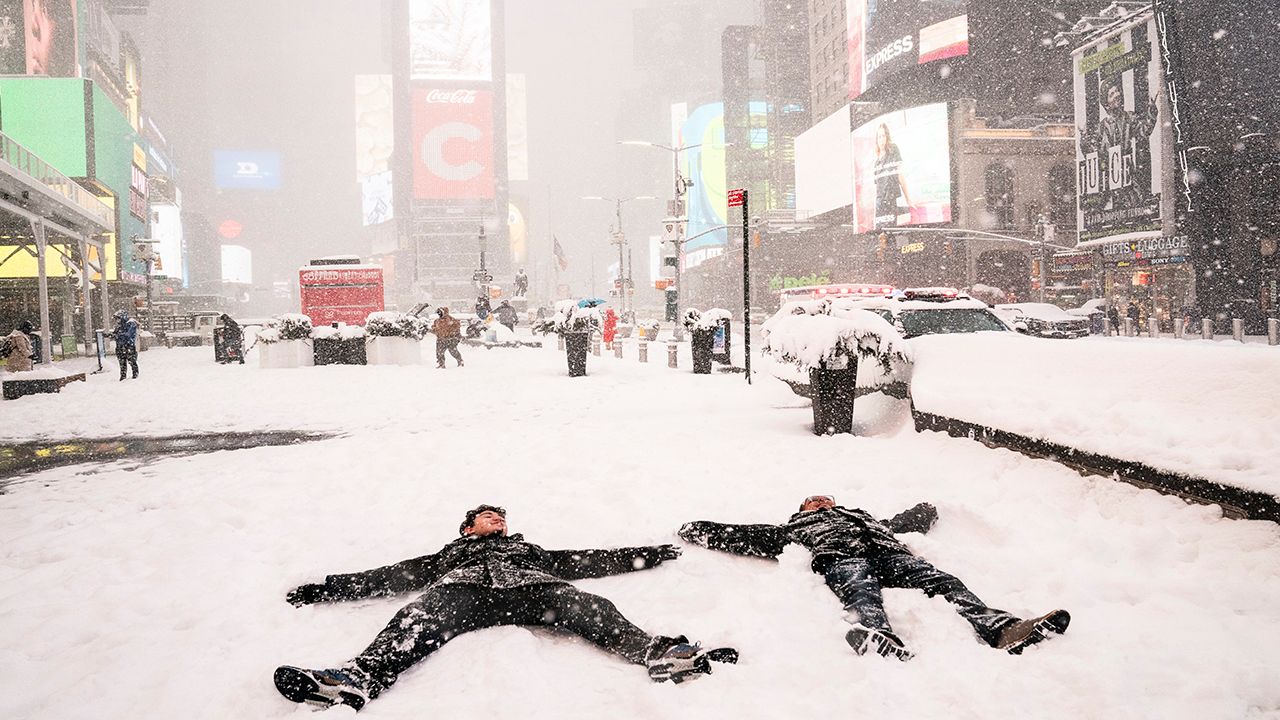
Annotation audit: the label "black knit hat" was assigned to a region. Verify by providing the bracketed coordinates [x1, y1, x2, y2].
[459, 504, 506, 535]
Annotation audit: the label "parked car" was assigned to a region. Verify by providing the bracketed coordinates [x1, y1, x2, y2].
[1066, 298, 1107, 334]
[992, 303, 1091, 339]
[841, 288, 1011, 339]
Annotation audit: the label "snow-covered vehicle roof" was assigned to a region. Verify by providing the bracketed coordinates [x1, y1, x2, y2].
[994, 303, 1080, 322]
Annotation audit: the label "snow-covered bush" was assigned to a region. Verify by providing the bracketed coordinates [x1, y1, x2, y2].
[256, 314, 312, 344]
[682, 307, 732, 333]
[534, 300, 602, 335]
[310, 324, 365, 340]
[761, 301, 913, 388]
[365, 311, 427, 341]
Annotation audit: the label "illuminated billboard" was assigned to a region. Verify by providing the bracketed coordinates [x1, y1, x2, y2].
[220, 245, 252, 285]
[847, 0, 968, 100]
[355, 75, 394, 226]
[0, 0, 80, 77]
[795, 104, 853, 220]
[409, 0, 492, 82]
[850, 102, 952, 233]
[151, 204, 185, 284]
[411, 86, 494, 200]
[1073, 15, 1165, 244]
[506, 73, 529, 182]
[214, 151, 281, 190]
[678, 102, 727, 270]
[362, 170, 393, 226]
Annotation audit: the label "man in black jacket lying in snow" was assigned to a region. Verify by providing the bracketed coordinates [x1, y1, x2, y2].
[276, 505, 736, 711]
[678, 495, 1069, 661]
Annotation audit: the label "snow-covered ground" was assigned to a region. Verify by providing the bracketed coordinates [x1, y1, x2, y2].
[909, 332, 1280, 496]
[1, 340, 1278, 719]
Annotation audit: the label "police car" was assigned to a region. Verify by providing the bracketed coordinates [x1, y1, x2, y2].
[836, 287, 1010, 340]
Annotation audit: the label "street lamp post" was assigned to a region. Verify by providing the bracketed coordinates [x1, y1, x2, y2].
[581, 195, 655, 318]
[619, 140, 731, 338]
[131, 236, 156, 331]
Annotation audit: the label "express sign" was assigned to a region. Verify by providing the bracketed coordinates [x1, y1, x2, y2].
[412, 86, 494, 200]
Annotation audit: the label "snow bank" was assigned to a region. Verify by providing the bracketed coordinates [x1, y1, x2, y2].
[909, 333, 1280, 495]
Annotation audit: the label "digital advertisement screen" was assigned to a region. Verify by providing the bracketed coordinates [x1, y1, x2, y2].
[411, 86, 494, 200]
[214, 151, 282, 190]
[0, 0, 80, 77]
[409, 0, 492, 82]
[220, 244, 253, 285]
[677, 102, 727, 270]
[795, 104, 853, 220]
[1073, 16, 1165, 244]
[850, 102, 953, 234]
[354, 75, 394, 181]
[151, 204, 185, 284]
[362, 170, 394, 226]
[847, 0, 968, 100]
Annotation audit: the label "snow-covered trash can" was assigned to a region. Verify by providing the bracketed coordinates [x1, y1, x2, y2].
[535, 300, 602, 378]
[762, 299, 913, 436]
[365, 312, 425, 365]
[257, 314, 314, 369]
[683, 308, 731, 375]
[312, 324, 367, 365]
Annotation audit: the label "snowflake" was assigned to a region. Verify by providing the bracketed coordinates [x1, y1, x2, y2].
[0, 16, 15, 50]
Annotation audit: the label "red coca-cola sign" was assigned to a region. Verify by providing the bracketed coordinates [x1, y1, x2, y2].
[425, 89, 478, 104]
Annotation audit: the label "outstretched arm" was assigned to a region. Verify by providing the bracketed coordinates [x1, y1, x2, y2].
[881, 503, 938, 535]
[678, 521, 790, 560]
[286, 553, 441, 606]
[545, 545, 682, 580]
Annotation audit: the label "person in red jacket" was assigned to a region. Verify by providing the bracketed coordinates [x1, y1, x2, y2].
[602, 308, 619, 346]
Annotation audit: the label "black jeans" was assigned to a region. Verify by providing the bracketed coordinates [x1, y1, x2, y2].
[435, 337, 462, 366]
[821, 553, 1017, 646]
[351, 583, 658, 696]
[116, 349, 139, 379]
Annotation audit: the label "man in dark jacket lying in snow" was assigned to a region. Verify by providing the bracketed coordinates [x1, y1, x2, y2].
[275, 505, 736, 711]
[678, 495, 1069, 661]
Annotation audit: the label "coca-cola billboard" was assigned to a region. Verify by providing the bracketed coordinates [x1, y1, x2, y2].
[412, 86, 494, 200]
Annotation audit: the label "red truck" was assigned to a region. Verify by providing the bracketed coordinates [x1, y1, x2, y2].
[299, 258, 384, 326]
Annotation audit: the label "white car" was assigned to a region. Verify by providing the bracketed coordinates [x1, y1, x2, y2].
[993, 303, 1091, 339]
[838, 290, 1012, 340]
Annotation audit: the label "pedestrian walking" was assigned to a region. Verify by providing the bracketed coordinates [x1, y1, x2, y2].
[431, 307, 463, 369]
[219, 314, 245, 364]
[18, 320, 41, 364]
[679, 494, 1069, 661]
[1127, 301, 1141, 336]
[112, 310, 139, 380]
[514, 268, 529, 297]
[3, 323, 34, 372]
[274, 504, 734, 710]
[603, 308, 619, 346]
[494, 300, 518, 332]
[475, 295, 492, 320]
[1107, 306, 1121, 336]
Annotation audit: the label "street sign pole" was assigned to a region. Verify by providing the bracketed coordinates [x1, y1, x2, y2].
[729, 188, 751, 385]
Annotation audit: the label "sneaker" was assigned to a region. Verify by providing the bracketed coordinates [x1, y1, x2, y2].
[845, 625, 913, 661]
[273, 665, 370, 711]
[996, 609, 1071, 654]
[646, 637, 738, 684]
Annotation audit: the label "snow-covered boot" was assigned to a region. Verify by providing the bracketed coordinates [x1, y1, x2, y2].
[273, 665, 371, 711]
[646, 636, 738, 684]
[845, 624, 913, 661]
[996, 609, 1070, 654]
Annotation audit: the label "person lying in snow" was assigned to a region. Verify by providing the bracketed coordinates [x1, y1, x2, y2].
[678, 495, 1069, 661]
[276, 505, 737, 711]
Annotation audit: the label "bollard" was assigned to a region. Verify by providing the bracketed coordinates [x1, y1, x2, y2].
[557, 335, 565, 352]
[591, 338, 601, 356]
[1174, 318, 1184, 339]
[1270, 318, 1279, 346]
[1232, 318, 1244, 343]
[613, 340, 624, 359]
[1124, 318, 1134, 337]
[1202, 318, 1213, 340]
[1148, 317, 1160, 338]
[1103, 318, 1114, 336]
[638, 341, 648, 363]
[667, 342, 678, 369]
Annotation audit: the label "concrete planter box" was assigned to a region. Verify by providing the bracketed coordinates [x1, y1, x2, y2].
[366, 336, 422, 365]
[258, 339, 314, 369]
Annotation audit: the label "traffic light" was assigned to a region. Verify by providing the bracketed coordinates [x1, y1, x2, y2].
[877, 233, 888, 262]
[943, 239, 952, 256]
[1031, 259, 1041, 279]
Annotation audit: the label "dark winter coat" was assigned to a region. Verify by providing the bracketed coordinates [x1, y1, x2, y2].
[113, 318, 138, 357]
[679, 503, 937, 574]
[494, 304, 518, 327]
[312, 532, 674, 602]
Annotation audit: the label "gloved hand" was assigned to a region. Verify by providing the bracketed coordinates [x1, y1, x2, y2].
[677, 522, 712, 546]
[286, 583, 327, 607]
[655, 544, 682, 561]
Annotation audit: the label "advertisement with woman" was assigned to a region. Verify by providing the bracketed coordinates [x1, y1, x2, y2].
[0, 0, 79, 76]
[850, 102, 953, 233]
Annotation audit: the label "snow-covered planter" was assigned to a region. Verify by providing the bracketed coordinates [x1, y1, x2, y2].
[365, 312, 425, 365]
[683, 308, 733, 374]
[682, 307, 732, 333]
[533, 300, 602, 377]
[762, 301, 912, 383]
[256, 314, 315, 369]
[311, 324, 367, 365]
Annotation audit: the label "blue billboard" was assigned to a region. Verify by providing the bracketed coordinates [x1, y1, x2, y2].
[214, 151, 282, 190]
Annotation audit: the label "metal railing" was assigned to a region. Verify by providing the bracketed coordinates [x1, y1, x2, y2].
[0, 131, 114, 228]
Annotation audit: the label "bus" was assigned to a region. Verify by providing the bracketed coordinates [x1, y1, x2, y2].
[778, 283, 896, 305]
